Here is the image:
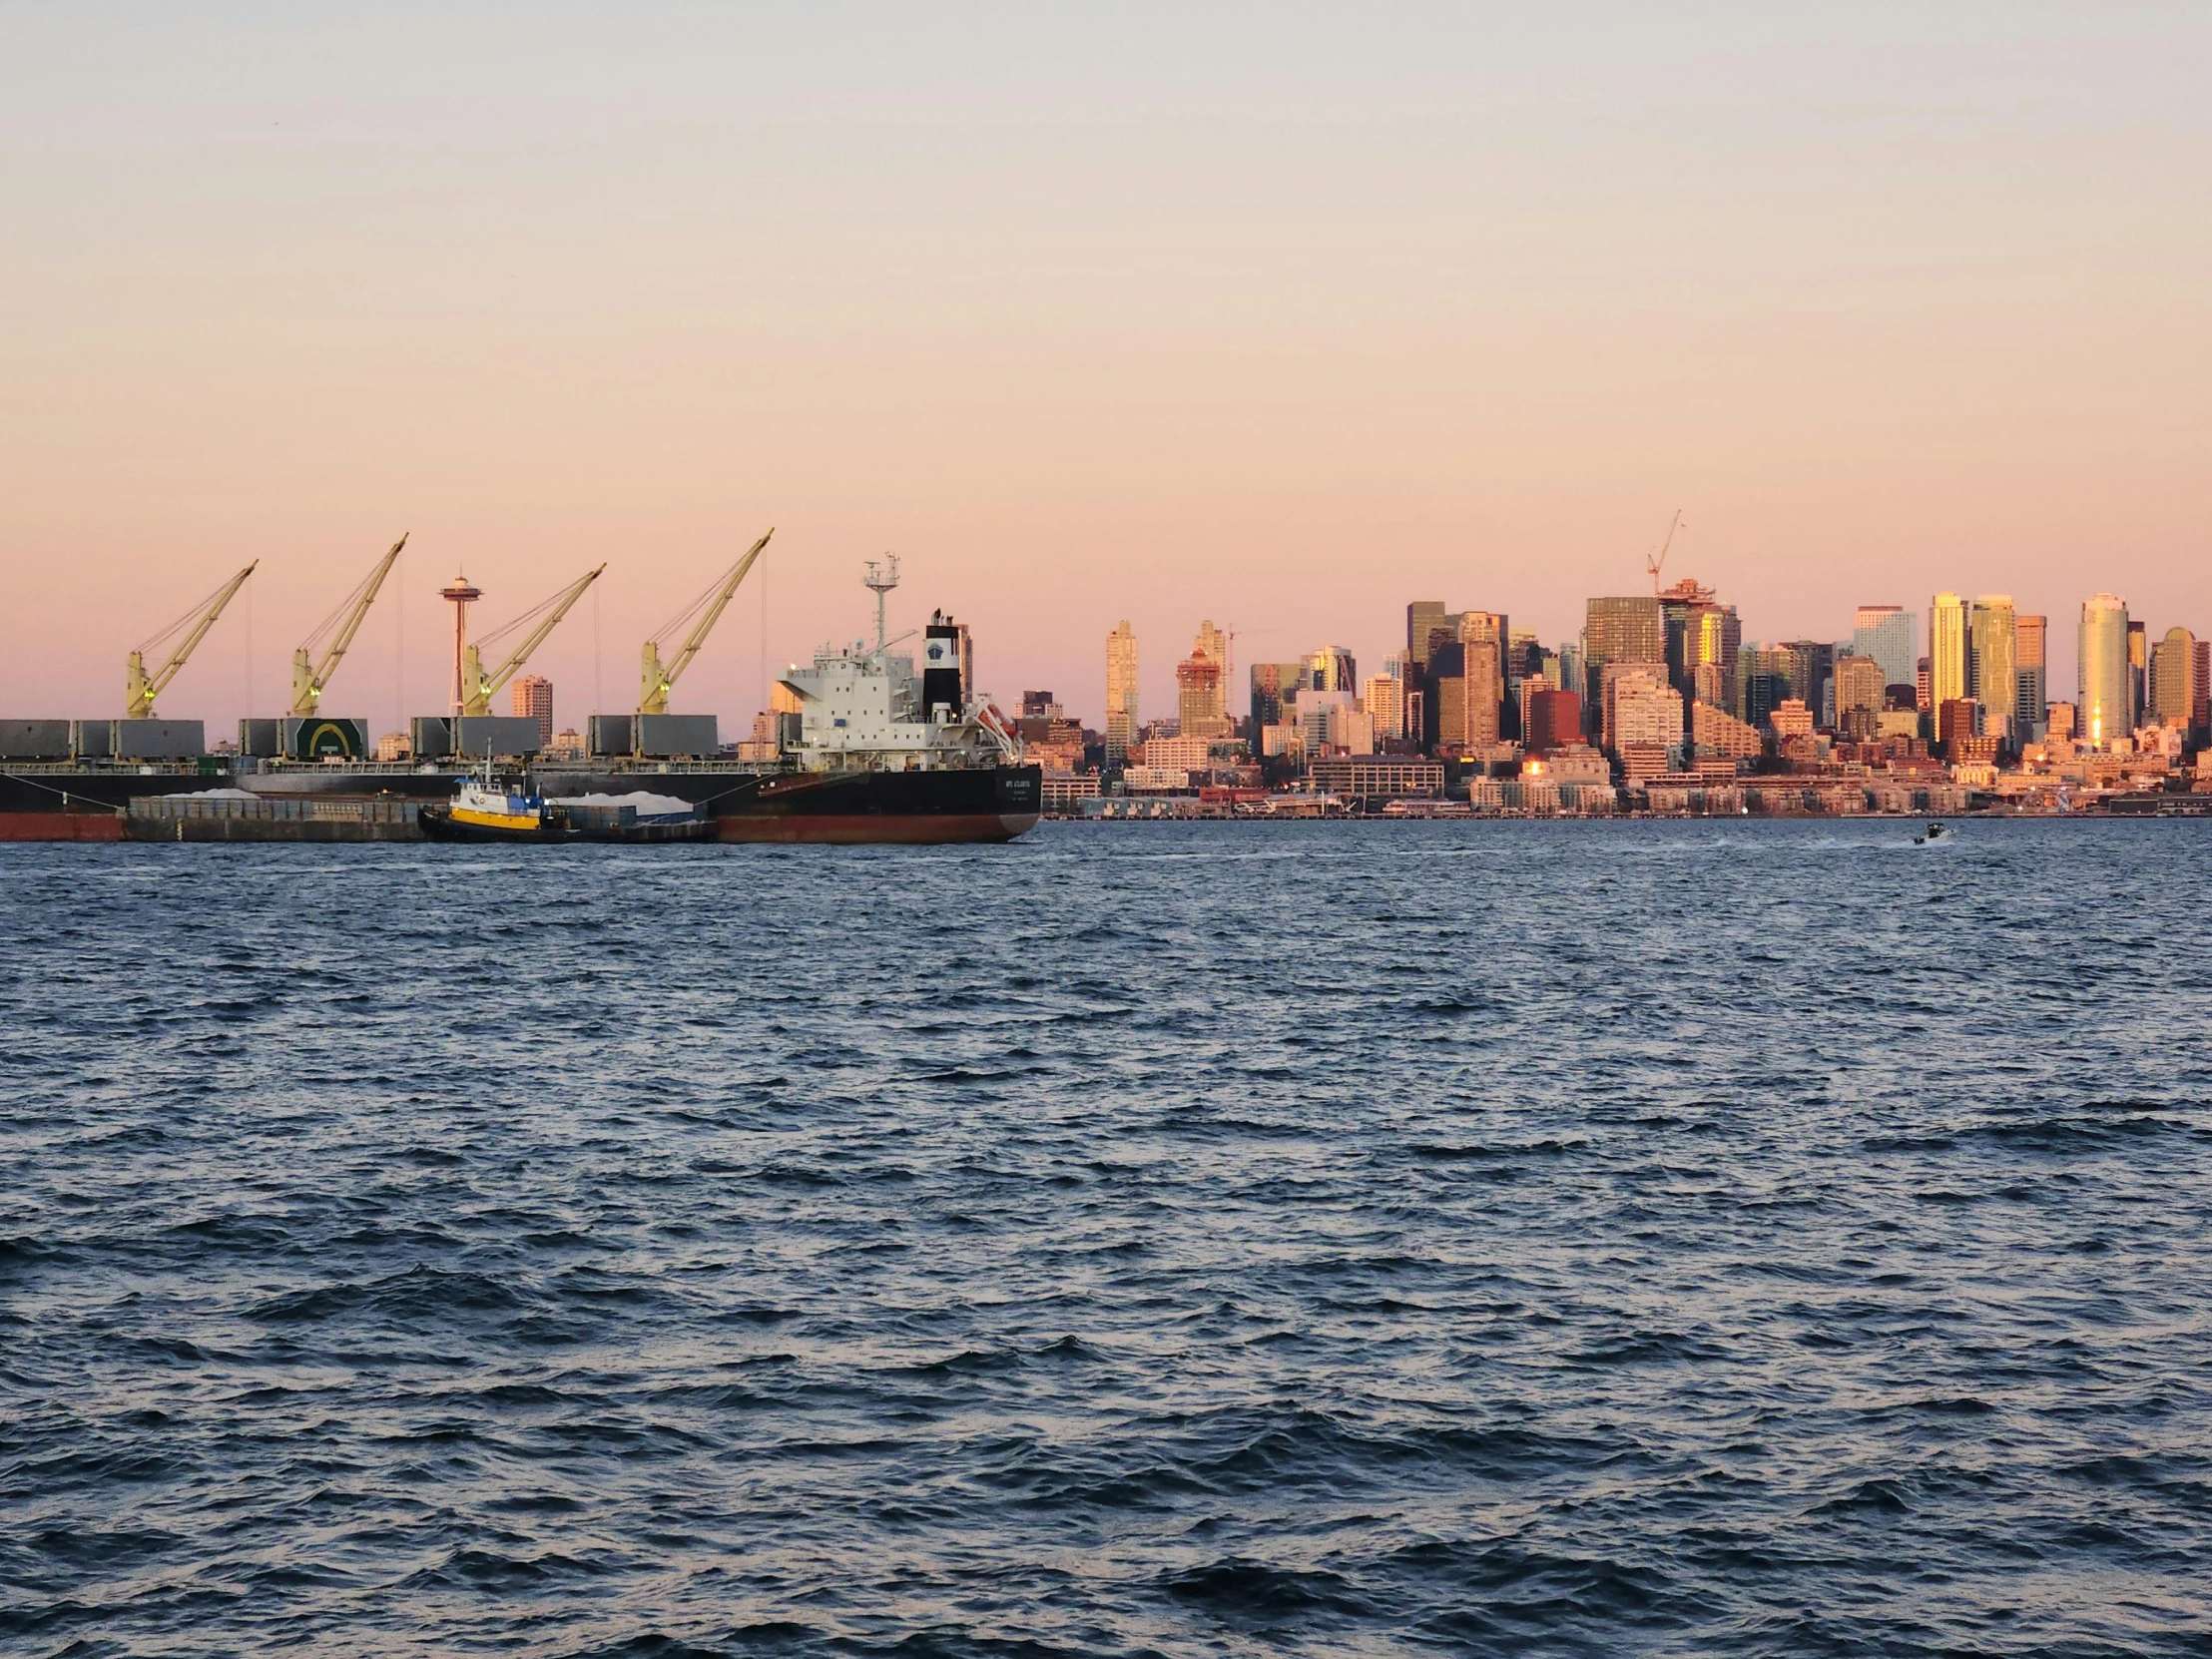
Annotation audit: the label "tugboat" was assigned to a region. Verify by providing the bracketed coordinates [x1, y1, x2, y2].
[419, 779, 577, 842]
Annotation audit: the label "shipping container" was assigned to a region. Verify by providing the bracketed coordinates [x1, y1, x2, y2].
[635, 714, 718, 757]
[588, 714, 634, 757]
[0, 720, 72, 760]
[112, 720, 206, 760]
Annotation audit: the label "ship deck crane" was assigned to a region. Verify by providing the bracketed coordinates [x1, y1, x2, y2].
[459, 564, 607, 716]
[126, 561, 259, 717]
[291, 534, 406, 716]
[639, 528, 775, 714]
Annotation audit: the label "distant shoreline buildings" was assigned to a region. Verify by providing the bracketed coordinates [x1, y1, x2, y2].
[1036, 583, 2212, 818]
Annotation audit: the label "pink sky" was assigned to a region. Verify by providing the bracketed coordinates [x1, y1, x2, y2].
[3, 5, 2206, 730]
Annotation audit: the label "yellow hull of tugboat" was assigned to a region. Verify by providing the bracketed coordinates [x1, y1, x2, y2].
[448, 805, 545, 832]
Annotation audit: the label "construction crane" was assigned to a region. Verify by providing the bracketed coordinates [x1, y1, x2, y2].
[458, 564, 607, 716]
[1646, 509, 1685, 595]
[290, 534, 406, 717]
[639, 528, 775, 714]
[126, 561, 259, 717]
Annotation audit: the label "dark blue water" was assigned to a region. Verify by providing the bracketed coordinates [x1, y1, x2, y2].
[4, 822, 2210, 1656]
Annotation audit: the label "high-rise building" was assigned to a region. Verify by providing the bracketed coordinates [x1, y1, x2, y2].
[2015, 615, 2047, 740]
[1929, 593, 1969, 712]
[1835, 655, 1885, 722]
[1611, 671, 1684, 754]
[1852, 606, 1918, 690]
[1194, 620, 1228, 679]
[1020, 690, 1063, 719]
[2128, 621, 2148, 732]
[1427, 641, 1467, 751]
[1967, 596, 2017, 742]
[1405, 602, 1450, 669]
[1105, 621, 1139, 763]
[1525, 689, 1583, 755]
[2078, 595, 2130, 748]
[2151, 627, 2197, 729]
[1584, 598, 1665, 701]
[2195, 639, 2211, 743]
[511, 674, 553, 746]
[1362, 672, 1406, 741]
[1457, 613, 1504, 749]
[1783, 642, 1836, 730]
[1305, 645, 1358, 695]
[1736, 645, 1796, 732]
[1660, 579, 1740, 714]
[1177, 656, 1229, 739]
[1249, 661, 1305, 730]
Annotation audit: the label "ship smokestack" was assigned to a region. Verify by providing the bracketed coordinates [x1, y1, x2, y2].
[923, 610, 963, 723]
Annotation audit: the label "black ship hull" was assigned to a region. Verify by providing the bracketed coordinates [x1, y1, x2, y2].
[2, 762, 1041, 844]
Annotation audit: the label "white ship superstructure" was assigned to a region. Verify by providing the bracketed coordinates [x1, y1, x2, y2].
[778, 563, 1019, 772]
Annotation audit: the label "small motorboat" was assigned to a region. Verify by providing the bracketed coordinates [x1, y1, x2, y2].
[1914, 822, 1948, 845]
[419, 781, 579, 842]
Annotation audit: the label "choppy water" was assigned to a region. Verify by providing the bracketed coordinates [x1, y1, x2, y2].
[4, 821, 2210, 1657]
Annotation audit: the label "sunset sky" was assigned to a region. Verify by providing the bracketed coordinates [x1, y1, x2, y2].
[3, 3, 2207, 730]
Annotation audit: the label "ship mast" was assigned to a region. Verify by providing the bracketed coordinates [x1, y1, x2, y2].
[861, 555, 899, 655]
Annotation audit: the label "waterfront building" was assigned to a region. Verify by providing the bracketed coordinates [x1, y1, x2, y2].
[1929, 593, 1969, 712]
[511, 674, 553, 747]
[2079, 594, 2130, 748]
[1968, 596, 2017, 742]
[1852, 605, 1919, 690]
[1308, 755, 1445, 801]
[2151, 627, 2197, 728]
[1105, 621, 1139, 763]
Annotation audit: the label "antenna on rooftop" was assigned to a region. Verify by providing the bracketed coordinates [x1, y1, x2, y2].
[862, 554, 900, 652]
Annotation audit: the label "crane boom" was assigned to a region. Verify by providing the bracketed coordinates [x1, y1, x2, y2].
[1646, 509, 1684, 595]
[126, 561, 259, 717]
[459, 564, 606, 716]
[639, 528, 774, 715]
[290, 534, 406, 716]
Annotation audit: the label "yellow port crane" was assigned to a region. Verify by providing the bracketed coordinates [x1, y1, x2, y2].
[126, 561, 260, 718]
[639, 528, 774, 715]
[458, 564, 607, 716]
[290, 534, 406, 717]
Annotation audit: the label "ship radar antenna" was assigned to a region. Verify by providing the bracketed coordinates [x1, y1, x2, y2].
[862, 555, 900, 653]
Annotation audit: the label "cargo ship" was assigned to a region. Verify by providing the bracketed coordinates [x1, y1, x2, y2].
[1, 586, 1039, 845]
